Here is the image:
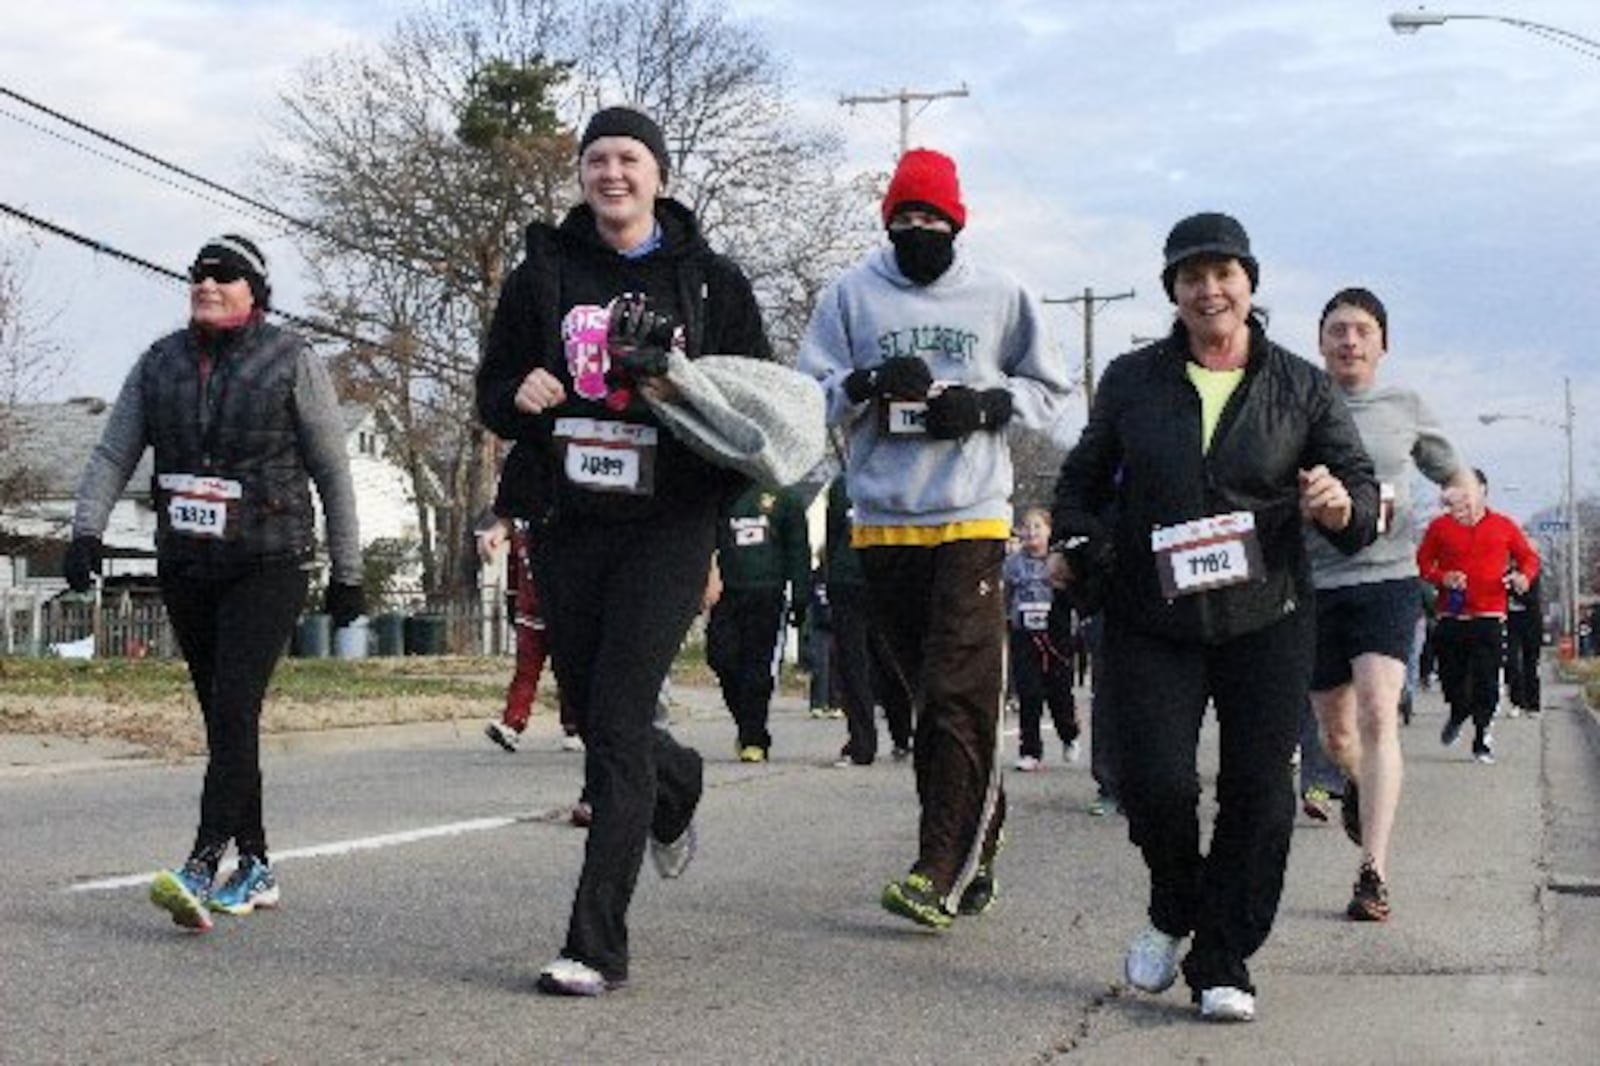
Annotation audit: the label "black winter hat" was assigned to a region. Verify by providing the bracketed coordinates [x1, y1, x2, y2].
[578, 106, 670, 182]
[1161, 212, 1259, 300]
[192, 234, 271, 311]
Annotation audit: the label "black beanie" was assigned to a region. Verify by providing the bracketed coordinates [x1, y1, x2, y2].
[578, 106, 670, 182]
[1160, 212, 1259, 301]
[193, 234, 271, 311]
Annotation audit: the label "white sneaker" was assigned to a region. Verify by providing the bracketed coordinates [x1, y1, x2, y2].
[560, 733, 585, 753]
[649, 820, 697, 879]
[484, 720, 521, 752]
[536, 956, 613, 996]
[1199, 986, 1256, 1022]
[1124, 926, 1182, 993]
[1014, 755, 1042, 772]
[1064, 740, 1081, 764]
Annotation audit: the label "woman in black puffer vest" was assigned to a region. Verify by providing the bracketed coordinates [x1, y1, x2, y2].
[68, 234, 364, 931]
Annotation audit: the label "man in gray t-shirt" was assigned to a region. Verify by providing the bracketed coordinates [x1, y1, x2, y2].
[1305, 287, 1474, 924]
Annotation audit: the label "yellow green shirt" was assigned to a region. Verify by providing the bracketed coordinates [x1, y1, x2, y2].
[1186, 362, 1245, 453]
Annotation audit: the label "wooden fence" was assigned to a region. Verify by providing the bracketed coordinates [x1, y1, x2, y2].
[0, 587, 514, 659]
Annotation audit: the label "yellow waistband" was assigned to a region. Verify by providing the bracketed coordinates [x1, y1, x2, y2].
[851, 519, 1011, 548]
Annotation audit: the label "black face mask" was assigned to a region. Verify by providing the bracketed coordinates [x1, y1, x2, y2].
[889, 226, 956, 286]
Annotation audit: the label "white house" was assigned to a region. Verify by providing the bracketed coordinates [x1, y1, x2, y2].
[0, 398, 436, 593]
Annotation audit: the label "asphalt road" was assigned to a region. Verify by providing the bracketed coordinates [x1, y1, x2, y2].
[2, 675, 1597, 1064]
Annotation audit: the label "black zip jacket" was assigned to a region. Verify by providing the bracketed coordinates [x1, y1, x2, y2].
[1052, 318, 1378, 645]
[477, 199, 771, 526]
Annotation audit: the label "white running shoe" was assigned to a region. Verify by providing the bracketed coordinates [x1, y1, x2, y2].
[1199, 986, 1256, 1022]
[1014, 755, 1042, 772]
[649, 820, 697, 879]
[560, 733, 585, 753]
[1124, 926, 1182, 993]
[1064, 739, 1081, 764]
[484, 720, 521, 752]
[536, 956, 613, 996]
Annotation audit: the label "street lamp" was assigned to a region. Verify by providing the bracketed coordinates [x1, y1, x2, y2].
[1478, 377, 1581, 642]
[1389, 8, 1600, 61]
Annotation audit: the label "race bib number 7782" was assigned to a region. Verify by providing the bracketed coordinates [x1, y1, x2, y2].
[1150, 511, 1263, 598]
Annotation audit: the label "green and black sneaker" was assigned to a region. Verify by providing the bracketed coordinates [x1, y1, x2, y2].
[881, 872, 954, 930]
[956, 864, 998, 917]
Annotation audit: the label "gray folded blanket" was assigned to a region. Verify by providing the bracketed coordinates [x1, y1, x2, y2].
[642, 351, 827, 487]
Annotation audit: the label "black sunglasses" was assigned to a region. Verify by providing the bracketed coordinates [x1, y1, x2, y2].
[188, 263, 248, 285]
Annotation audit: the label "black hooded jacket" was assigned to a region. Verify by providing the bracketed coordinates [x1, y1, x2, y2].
[1052, 318, 1379, 645]
[477, 198, 771, 526]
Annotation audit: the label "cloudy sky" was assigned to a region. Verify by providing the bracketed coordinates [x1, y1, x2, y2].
[4, 0, 1597, 525]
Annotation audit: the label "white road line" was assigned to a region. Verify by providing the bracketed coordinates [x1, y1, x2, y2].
[64, 815, 519, 894]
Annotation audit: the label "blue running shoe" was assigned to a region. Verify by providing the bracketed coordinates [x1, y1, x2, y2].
[209, 856, 280, 915]
[149, 860, 214, 931]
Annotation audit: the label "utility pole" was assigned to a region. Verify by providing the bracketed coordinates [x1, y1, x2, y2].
[1043, 287, 1135, 409]
[839, 84, 970, 156]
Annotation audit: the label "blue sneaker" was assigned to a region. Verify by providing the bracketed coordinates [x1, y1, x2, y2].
[149, 860, 214, 931]
[209, 856, 280, 915]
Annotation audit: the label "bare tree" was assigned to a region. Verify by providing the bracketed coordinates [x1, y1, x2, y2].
[264, 0, 874, 596]
[0, 239, 63, 407]
[265, 9, 575, 597]
[0, 239, 63, 512]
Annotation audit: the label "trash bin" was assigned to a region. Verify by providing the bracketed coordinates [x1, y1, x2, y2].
[334, 616, 370, 660]
[404, 614, 448, 656]
[294, 613, 332, 658]
[372, 612, 405, 657]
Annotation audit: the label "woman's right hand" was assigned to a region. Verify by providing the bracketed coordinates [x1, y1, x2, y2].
[515, 368, 567, 414]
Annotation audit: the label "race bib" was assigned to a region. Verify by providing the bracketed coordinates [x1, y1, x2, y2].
[158, 473, 242, 540]
[876, 379, 956, 436]
[1150, 511, 1262, 598]
[730, 515, 770, 547]
[554, 417, 658, 496]
[1019, 600, 1052, 631]
[879, 398, 929, 436]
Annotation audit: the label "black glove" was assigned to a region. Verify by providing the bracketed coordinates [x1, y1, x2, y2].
[875, 356, 933, 399]
[844, 356, 933, 403]
[64, 536, 102, 594]
[790, 599, 808, 631]
[605, 292, 678, 382]
[325, 582, 367, 628]
[1051, 527, 1114, 616]
[924, 387, 1013, 439]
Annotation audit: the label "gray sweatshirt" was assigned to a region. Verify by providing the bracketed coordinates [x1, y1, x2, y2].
[1306, 382, 1463, 590]
[796, 246, 1069, 528]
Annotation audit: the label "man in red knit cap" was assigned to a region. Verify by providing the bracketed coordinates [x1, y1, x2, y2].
[1416, 468, 1539, 764]
[796, 148, 1070, 928]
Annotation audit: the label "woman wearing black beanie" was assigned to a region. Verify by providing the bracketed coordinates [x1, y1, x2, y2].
[476, 105, 771, 996]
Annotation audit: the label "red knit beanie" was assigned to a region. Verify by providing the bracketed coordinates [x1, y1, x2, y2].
[881, 148, 966, 232]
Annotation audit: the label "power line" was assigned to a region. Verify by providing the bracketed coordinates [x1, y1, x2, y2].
[0, 81, 430, 270]
[0, 83, 319, 239]
[839, 84, 970, 157]
[1043, 287, 1135, 410]
[0, 104, 288, 236]
[0, 201, 379, 352]
[1, 83, 485, 361]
